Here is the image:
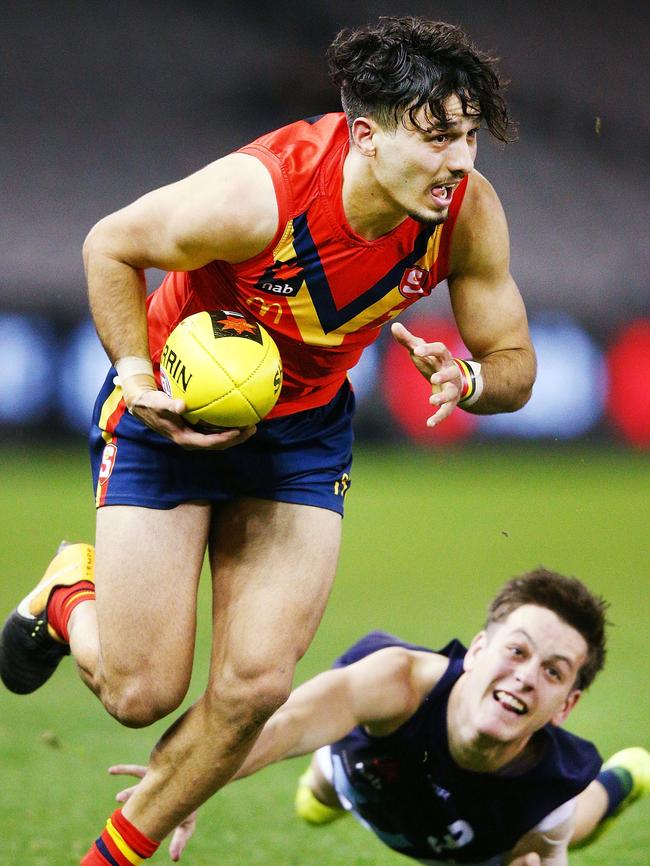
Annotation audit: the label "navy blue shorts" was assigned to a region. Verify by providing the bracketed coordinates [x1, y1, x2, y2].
[89, 372, 354, 515]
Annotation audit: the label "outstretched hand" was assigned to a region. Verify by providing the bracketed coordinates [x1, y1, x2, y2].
[108, 764, 198, 862]
[391, 322, 463, 427]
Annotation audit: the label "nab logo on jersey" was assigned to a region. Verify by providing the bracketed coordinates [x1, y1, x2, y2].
[399, 267, 433, 298]
[257, 277, 303, 297]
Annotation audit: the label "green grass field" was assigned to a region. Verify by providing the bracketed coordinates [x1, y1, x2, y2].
[0, 442, 648, 865]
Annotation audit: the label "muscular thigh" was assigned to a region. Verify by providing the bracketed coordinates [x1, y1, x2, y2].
[207, 497, 342, 681]
[94, 502, 211, 688]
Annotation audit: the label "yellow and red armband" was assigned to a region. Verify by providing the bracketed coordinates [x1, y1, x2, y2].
[452, 358, 484, 407]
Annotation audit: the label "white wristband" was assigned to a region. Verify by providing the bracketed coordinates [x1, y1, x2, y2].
[113, 356, 156, 415]
[453, 358, 484, 407]
[114, 355, 154, 385]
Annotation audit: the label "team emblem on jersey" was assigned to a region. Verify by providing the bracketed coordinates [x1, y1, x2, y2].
[353, 755, 401, 790]
[255, 255, 304, 298]
[399, 267, 433, 298]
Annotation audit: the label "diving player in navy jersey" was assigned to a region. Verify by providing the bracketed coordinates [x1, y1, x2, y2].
[110, 568, 649, 865]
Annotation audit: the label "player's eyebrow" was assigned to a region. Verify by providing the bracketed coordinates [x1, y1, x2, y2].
[508, 629, 574, 668]
[507, 628, 534, 643]
[425, 115, 483, 132]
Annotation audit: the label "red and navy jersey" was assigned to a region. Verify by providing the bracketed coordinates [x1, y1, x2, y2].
[330, 632, 601, 864]
[146, 113, 468, 417]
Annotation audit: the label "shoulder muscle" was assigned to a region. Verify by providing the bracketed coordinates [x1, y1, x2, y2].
[86, 152, 278, 271]
[449, 170, 510, 280]
[351, 648, 448, 735]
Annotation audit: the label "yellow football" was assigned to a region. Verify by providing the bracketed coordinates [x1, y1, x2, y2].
[160, 310, 283, 427]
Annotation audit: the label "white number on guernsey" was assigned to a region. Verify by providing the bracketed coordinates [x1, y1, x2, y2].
[427, 819, 474, 854]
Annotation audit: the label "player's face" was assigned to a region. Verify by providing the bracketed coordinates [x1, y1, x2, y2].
[370, 94, 479, 225]
[462, 605, 587, 744]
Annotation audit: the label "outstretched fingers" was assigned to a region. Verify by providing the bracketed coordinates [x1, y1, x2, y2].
[391, 322, 463, 427]
[108, 764, 198, 860]
[108, 763, 147, 803]
[168, 812, 199, 862]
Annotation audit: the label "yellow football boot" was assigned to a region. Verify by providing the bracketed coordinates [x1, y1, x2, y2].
[295, 769, 347, 826]
[0, 542, 94, 693]
[577, 747, 650, 848]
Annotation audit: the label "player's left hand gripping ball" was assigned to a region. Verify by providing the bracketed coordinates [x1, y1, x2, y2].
[160, 310, 283, 428]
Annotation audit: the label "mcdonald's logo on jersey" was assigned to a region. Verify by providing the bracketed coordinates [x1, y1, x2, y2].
[399, 267, 433, 298]
[246, 296, 284, 324]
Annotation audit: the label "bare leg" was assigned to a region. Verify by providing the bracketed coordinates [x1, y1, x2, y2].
[570, 780, 608, 845]
[120, 497, 341, 839]
[309, 753, 344, 809]
[70, 502, 211, 726]
[571, 747, 650, 846]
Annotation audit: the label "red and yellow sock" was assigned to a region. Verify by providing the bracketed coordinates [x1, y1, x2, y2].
[81, 809, 159, 865]
[47, 581, 95, 643]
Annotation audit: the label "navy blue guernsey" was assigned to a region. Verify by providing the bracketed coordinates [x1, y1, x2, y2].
[329, 631, 601, 864]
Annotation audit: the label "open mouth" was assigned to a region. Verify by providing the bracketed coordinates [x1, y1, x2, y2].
[493, 690, 527, 715]
[430, 185, 454, 207]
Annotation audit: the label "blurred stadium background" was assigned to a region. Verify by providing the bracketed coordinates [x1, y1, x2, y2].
[2, 0, 649, 447]
[1, 2, 649, 864]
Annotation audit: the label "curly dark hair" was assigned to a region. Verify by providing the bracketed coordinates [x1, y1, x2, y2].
[486, 567, 609, 690]
[327, 16, 513, 142]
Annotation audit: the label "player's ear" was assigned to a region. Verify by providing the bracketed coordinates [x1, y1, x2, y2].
[463, 630, 487, 671]
[351, 117, 377, 156]
[550, 688, 581, 726]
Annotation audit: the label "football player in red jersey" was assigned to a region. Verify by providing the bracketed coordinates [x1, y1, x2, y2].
[1, 17, 536, 865]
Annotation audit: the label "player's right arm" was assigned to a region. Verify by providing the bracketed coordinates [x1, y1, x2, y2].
[506, 803, 576, 866]
[232, 647, 447, 779]
[108, 648, 446, 859]
[82, 153, 279, 448]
